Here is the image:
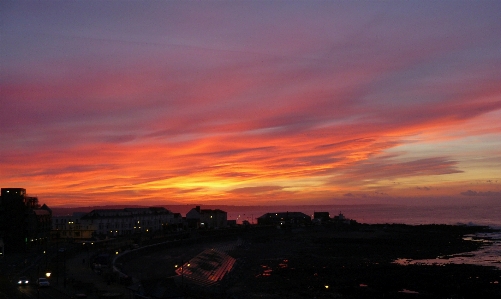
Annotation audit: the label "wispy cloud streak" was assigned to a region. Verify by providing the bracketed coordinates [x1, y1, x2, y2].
[1, 1, 500, 206]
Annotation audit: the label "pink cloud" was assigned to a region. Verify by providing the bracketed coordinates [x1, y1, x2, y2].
[1, 1, 501, 206]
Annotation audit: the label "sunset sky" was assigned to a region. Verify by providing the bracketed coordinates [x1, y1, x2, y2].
[1, 1, 501, 207]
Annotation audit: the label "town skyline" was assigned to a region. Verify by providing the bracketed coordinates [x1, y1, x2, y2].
[1, 1, 501, 208]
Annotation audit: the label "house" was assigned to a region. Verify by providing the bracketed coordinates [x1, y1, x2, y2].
[185, 206, 227, 229]
[0, 188, 52, 252]
[171, 213, 184, 231]
[257, 212, 311, 227]
[332, 212, 356, 225]
[313, 212, 330, 223]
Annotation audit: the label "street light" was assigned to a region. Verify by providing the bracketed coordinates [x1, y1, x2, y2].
[45, 272, 51, 278]
[175, 260, 189, 292]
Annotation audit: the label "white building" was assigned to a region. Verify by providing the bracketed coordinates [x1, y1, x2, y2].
[53, 207, 176, 239]
[52, 212, 92, 239]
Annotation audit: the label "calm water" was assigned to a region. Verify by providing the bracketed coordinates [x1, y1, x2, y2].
[227, 204, 501, 270]
[176, 204, 500, 269]
[227, 204, 501, 228]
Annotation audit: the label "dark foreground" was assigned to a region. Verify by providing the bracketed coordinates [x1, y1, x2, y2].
[122, 224, 501, 299]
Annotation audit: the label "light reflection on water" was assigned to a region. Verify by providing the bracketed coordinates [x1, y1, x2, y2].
[394, 231, 501, 269]
[225, 204, 501, 269]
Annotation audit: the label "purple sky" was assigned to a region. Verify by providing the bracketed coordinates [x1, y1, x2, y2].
[1, 1, 501, 207]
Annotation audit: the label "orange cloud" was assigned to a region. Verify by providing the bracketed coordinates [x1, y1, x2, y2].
[2, 1, 501, 207]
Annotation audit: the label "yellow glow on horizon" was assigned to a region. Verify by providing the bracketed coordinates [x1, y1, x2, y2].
[4, 109, 500, 207]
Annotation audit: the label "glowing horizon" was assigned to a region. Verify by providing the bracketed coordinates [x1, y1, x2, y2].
[1, 1, 500, 207]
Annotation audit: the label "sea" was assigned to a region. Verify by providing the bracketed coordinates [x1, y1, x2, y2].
[393, 231, 501, 271]
[59, 203, 501, 228]
[225, 204, 501, 270]
[56, 203, 501, 270]
[224, 204, 501, 228]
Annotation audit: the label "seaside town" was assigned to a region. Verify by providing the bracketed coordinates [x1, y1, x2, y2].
[1, 188, 500, 299]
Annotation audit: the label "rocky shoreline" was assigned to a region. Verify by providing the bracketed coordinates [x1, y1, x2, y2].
[122, 224, 501, 299]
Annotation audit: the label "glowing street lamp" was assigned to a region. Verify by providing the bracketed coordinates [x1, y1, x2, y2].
[175, 260, 190, 293]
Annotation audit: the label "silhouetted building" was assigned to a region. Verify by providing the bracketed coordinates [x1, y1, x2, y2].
[314, 212, 330, 223]
[55, 207, 176, 239]
[0, 188, 52, 252]
[52, 212, 93, 240]
[171, 213, 184, 231]
[257, 212, 311, 227]
[333, 212, 349, 223]
[186, 206, 227, 229]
